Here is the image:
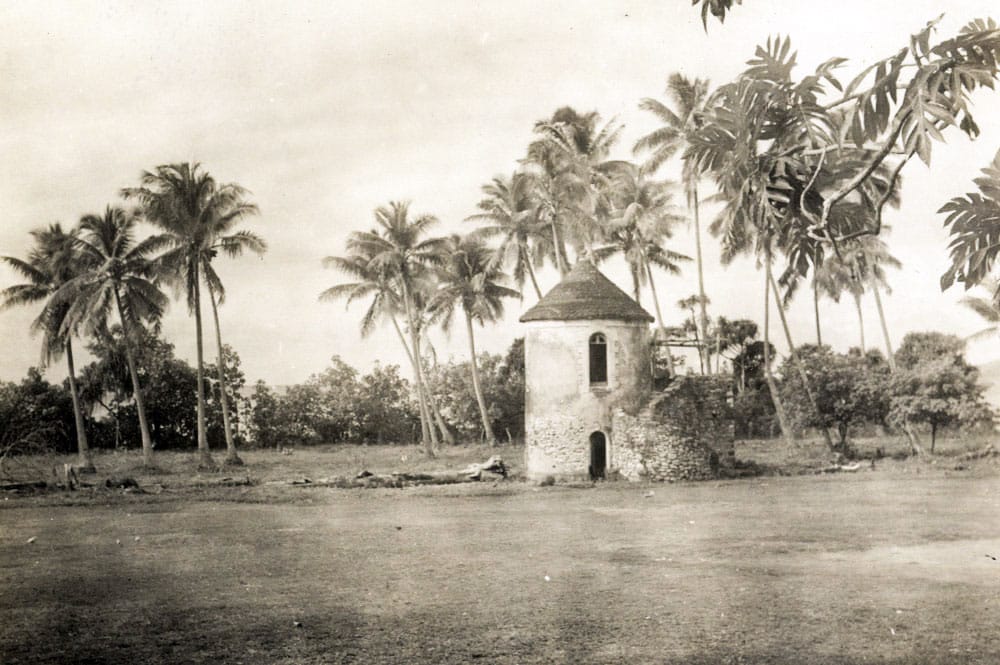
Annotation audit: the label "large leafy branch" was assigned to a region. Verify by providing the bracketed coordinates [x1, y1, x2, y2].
[688, 16, 1000, 284]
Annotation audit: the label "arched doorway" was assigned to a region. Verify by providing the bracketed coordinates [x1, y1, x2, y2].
[589, 431, 607, 480]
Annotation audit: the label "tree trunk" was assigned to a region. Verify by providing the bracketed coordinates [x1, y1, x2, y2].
[465, 310, 497, 445]
[813, 276, 823, 346]
[390, 313, 445, 447]
[871, 282, 895, 370]
[691, 182, 711, 377]
[853, 291, 866, 355]
[523, 247, 543, 300]
[769, 272, 835, 450]
[416, 330, 457, 446]
[763, 252, 793, 445]
[645, 258, 675, 378]
[550, 217, 568, 276]
[931, 422, 937, 453]
[690, 307, 705, 374]
[64, 338, 94, 472]
[400, 279, 438, 456]
[113, 287, 154, 467]
[208, 285, 242, 466]
[192, 263, 215, 470]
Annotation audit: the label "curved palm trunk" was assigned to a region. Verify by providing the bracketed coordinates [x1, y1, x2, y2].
[691, 182, 711, 376]
[208, 285, 242, 466]
[404, 322, 455, 445]
[644, 258, 675, 377]
[769, 272, 835, 450]
[523, 247, 543, 300]
[113, 287, 154, 466]
[764, 253, 792, 445]
[852, 292, 866, 354]
[65, 338, 94, 472]
[465, 311, 496, 445]
[192, 263, 215, 470]
[400, 280, 438, 456]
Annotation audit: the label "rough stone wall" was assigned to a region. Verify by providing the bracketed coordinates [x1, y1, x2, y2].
[524, 320, 650, 479]
[612, 375, 735, 481]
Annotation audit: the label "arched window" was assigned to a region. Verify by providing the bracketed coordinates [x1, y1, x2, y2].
[589, 333, 607, 384]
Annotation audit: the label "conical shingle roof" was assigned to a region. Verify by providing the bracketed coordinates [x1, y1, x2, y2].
[519, 260, 654, 323]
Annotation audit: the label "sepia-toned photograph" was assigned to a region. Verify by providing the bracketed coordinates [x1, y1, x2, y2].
[2, 1, 1000, 662]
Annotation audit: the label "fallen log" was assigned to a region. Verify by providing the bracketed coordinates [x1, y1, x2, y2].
[277, 456, 510, 489]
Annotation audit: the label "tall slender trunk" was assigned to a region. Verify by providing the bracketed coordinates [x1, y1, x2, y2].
[113, 287, 154, 466]
[764, 251, 792, 445]
[389, 314, 444, 443]
[690, 307, 705, 374]
[550, 210, 569, 275]
[631, 265, 642, 305]
[416, 328, 456, 445]
[400, 279, 438, 456]
[769, 272, 835, 450]
[192, 262, 215, 470]
[871, 279, 922, 453]
[691, 181, 711, 377]
[465, 311, 496, 445]
[65, 338, 94, 472]
[523, 247, 543, 300]
[813, 276, 823, 346]
[208, 285, 242, 466]
[871, 282, 895, 371]
[852, 291, 866, 354]
[645, 258, 675, 377]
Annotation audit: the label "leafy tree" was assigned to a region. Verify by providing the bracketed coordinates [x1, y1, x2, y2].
[123, 162, 260, 469]
[355, 363, 419, 444]
[429, 234, 519, 445]
[61, 206, 167, 467]
[780, 346, 890, 452]
[0, 369, 75, 465]
[247, 381, 289, 448]
[2, 223, 96, 470]
[692, 0, 744, 28]
[204, 344, 250, 447]
[635, 73, 713, 369]
[890, 332, 993, 451]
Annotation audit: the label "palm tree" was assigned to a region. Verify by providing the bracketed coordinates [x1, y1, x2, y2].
[466, 172, 549, 300]
[635, 73, 712, 370]
[123, 163, 258, 470]
[525, 107, 622, 263]
[61, 207, 168, 467]
[2, 224, 96, 471]
[324, 201, 447, 455]
[201, 229, 266, 465]
[595, 163, 690, 335]
[429, 234, 519, 445]
[960, 277, 1000, 343]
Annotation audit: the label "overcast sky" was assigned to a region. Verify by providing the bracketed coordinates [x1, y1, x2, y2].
[3, 0, 1000, 387]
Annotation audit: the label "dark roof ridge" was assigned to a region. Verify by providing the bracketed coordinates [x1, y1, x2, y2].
[519, 260, 654, 323]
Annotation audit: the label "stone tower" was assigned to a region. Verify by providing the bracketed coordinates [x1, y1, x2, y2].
[519, 261, 654, 480]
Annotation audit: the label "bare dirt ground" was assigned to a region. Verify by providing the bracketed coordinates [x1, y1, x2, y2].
[2, 441, 1000, 664]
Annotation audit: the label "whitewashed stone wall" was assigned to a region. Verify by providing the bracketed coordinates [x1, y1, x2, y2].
[523, 320, 650, 480]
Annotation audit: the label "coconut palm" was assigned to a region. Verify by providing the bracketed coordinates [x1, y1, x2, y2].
[122, 162, 258, 469]
[595, 163, 690, 331]
[429, 234, 519, 445]
[60, 207, 168, 467]
[326, 201, 447, 455]
[1, 224, 96, 471]
[200, 230, 266, 466]
[321, 251, 453, 447]
[635, 73, 713, 370]
[525, 107, 622, 263]
[466, 172, 549, 300]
